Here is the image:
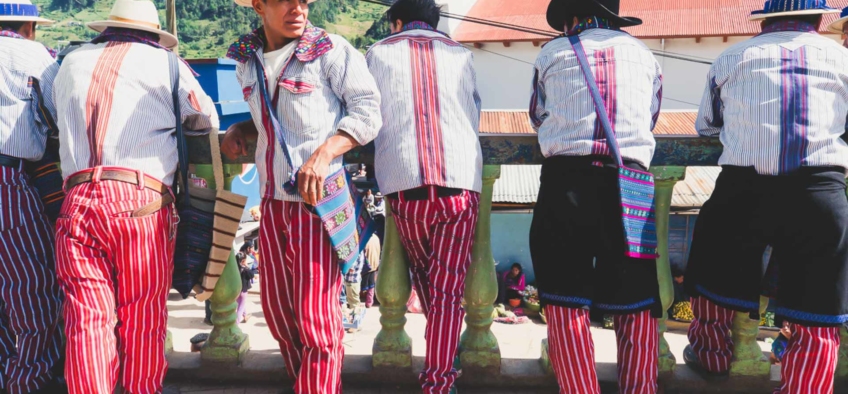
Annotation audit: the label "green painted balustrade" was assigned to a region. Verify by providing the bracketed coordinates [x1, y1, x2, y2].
[183, 133, 801, 379]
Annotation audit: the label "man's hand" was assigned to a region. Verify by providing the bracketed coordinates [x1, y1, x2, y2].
[221, 120, 258, 160]
[298, 148, 332, 205]
[298, 131, 360, 205]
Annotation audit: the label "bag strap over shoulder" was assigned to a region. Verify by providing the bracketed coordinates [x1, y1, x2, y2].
[168, 51, 191, 207]
[569, 35, 624, 167]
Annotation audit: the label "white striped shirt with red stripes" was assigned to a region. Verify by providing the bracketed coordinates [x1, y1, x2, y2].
[54, 42, 219, 185]
[366, 25, 483, 195]
[235, 33, 382, 202]
[0, 35, 59, 161]
[530, 28, 663, 169]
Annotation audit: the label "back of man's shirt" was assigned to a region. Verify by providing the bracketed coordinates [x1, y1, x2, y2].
[367, 26, 483, 195]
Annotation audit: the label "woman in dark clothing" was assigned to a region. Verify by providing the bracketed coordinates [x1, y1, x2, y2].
[236, 252, 256, 324]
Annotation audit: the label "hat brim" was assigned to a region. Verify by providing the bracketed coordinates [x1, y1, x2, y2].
[0, 16, 54, 26]
[86, 20, 178, 49]
[826, 15, 848, 33]
[749, 8, 839, 21]
[546, 0, 642, 32]
[234, 0, 317, 6]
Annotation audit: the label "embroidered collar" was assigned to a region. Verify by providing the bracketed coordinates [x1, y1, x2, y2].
[566, 16, 620, 36]
[760, 20, 819, 34]
[401, 21, 436, 32]
[91, 27, 198, 76]
[227, 22, 334, 64]
[0, 28, 56, 58]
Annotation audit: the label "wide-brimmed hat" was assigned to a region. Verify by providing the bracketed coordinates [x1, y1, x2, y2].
[0, 0, 53, 25]
[87, 0, 178, 49]
[750, 0, 838, 21]
[546, 0, 642, 32]
[234, 0, 317, 7]
[827, 6, 848, 33]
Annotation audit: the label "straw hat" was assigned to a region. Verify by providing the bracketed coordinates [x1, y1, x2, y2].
[827, 6, 848, 34]
[0, 0, 53, 25]
[234, 0, 317, 7]
[749, 0, 839, 21]
[87, 0, 178, 49]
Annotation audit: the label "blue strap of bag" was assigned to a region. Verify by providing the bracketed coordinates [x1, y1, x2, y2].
[168, 51, 191, 208]
[568, 35, 624, 167]
[253, 54, 298, 192]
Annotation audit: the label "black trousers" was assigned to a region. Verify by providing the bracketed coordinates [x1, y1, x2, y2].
[685, 166, 848, 327]
[529, 156, 662, 317]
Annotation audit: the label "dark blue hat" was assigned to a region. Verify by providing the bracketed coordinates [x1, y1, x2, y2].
[750, 0, 838, 21]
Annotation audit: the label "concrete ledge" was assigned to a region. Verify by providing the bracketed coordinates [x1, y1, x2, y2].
[165, 350, 848, 393]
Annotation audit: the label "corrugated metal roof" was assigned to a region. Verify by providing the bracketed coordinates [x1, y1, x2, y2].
[493, 165, 720, 208]
[480, 110, 698, 135]
[454, 0, 848, 43]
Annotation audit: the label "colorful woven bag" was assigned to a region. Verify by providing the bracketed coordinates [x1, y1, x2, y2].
[24, 78, 64, 222]
[569, 35, 659, 259]
[168, 53, 247, 299]
[254, 54, 374, 274]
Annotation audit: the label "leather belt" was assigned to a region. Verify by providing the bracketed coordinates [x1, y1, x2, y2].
[65, 168, 169, 194]
[0, 154, 21, 169]
[132, 193, 175, 217]
[387, 186, 464, 201]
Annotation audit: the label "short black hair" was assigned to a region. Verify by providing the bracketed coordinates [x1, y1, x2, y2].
[386, 0, 441, 29]
[763, 14, 823, 29]
[236, 252, 246, 263]
[0, 21, 31, 33]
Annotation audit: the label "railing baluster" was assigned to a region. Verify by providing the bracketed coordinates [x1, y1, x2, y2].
[651, 166, 687, 375]
[200, 249, 251, 364]
[729, 297, 770, 377]
[459, 165, 502, 372]
[372, 204, 414, 370]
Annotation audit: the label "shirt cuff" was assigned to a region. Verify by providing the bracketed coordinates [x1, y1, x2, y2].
[337, 117, 377, 146]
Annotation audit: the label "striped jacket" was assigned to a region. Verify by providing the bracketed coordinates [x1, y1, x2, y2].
[54, 42, 219, 185]
[530, 28, 663, 168]
[229, 25, 382, 202]
[697, 20, 848, 175]
[0, 33, 59, 161]
[366, 24, 483, 195]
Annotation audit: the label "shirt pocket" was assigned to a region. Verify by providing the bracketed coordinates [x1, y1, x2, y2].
[277, 77, 321, 135]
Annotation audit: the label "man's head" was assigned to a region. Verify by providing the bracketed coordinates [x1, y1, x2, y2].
[762, 14, 823, 30]
[253, 0, 309, 43]
[386, 0, 441, 34]
[0, 21, 35, 40]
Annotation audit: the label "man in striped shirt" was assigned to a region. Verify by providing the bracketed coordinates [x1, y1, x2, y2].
[221, 0, 381, 392]
[52, 1, 219, 392]
[0, 1, 64, 393]
[528, 1, 663, 393]
[366, 1, 482, 392]
[684, 1, 848, 392]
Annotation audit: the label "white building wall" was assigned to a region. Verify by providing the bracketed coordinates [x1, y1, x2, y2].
[466, 34, 842, 111]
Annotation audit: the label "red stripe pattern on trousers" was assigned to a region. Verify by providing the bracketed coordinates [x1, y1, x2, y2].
[545, 306, 657, 394]
[259, 198, 344, 394]
[55, 177, 175, 394]
[775, 324, 839, 394]
[687, 296, 734, 373]
[0, 165, 62, 394]
[389, 188, 479, 394]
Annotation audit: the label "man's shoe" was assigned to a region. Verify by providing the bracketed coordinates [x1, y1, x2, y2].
[203, 318, 213, 326]
[683, 345, 729, 381]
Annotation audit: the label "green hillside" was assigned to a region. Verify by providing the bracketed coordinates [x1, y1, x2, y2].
[32, 0, 390, 59]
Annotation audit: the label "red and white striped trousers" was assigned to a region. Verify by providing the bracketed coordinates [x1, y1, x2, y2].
[689, 297, 840, 394]
[545, 306, 657, 394]
[55, 176, 176, 394]
[259, 198, 344, 394]
[0, 165, 63, 394]
[389, 188, 480, 394]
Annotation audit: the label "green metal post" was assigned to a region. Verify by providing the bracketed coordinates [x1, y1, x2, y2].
[201, 250, 250, 364]
[165, 330, 173, 356]
[372, 204, 414, 370]
[729, 297, 770, 377]
[837, 327, 848, 378]
[459, 165, 501, 373]
[651, 166, 686, 375]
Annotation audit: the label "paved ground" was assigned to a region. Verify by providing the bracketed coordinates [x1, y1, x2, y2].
[165, 288, 774, 393]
